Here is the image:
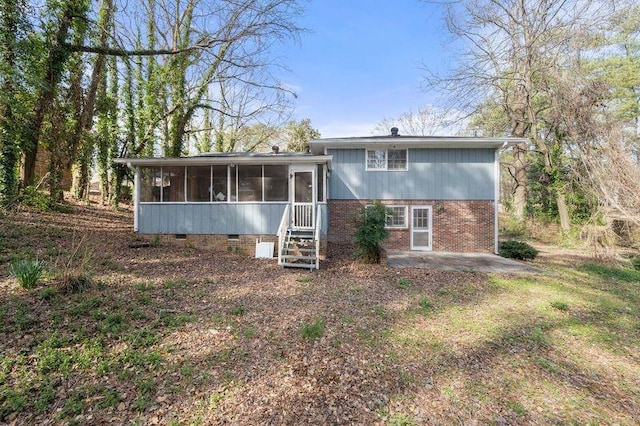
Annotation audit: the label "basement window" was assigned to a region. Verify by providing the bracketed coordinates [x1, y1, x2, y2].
[385, 206, 408, 228]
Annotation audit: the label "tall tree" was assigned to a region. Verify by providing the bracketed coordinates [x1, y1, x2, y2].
[21, 0, 89, 187]
[0, 0, 26, 206]
[283, 119, 320, 152]
[426, 0, 606, 230]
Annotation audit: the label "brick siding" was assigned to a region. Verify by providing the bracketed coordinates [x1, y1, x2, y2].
[328, 199, 495, 253]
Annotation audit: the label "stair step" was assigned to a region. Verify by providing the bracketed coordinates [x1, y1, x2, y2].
[281, 262, 317, 269]
[285, 241, 315, 247]
[283, 248, 316, 253]
[288, 230, 314, 236]
[282, 255, 317, 261]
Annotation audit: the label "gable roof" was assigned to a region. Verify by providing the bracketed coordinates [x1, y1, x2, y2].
[309, 135, 527, 155]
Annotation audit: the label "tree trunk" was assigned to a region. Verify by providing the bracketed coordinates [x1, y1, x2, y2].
[0, 0, 20, 206]
[557, 191, 571, 232]
[21, 4, 76, 187]
[512, 142, 528, 221]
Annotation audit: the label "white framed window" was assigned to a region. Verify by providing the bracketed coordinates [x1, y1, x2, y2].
[365, 149, 407, 171]
[385, 205, 408, 228]
[365, 204, 408, 228]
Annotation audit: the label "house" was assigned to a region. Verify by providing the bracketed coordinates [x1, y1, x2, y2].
[114, 129, 524, 268]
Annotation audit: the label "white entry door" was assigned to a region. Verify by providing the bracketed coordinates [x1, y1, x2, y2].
[411, 206, 432, 251]
[290, 166, 315, 229]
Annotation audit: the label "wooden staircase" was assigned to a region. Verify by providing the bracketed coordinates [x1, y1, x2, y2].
[280, 229, 318, 269]
[277, 204, 321, 270]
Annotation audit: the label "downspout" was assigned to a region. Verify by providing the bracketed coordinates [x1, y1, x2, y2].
[494, 143, 508, 254]
[131, 163, 139, 233]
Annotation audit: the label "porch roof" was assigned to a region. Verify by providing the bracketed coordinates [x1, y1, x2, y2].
[113, 152, 332, 168]
[309, 135, 527, 154]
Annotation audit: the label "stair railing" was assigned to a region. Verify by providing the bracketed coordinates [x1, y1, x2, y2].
[277, 204, 290, 266]
[314, 205, 321, 269]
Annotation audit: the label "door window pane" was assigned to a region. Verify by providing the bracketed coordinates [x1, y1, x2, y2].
[264, 165, 288, 201]
[413, 232, 430, 247]
[413, 209, 430, 228]
[238, 165, 263, 201]
[294, 172, 313, 203]
[186, 166, 210, 202]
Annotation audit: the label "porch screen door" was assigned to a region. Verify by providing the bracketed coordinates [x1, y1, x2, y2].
[292, 170, 314, 229]
[411, 206, 432, 250]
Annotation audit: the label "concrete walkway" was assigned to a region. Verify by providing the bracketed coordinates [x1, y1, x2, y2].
[386, 251, 542, 273]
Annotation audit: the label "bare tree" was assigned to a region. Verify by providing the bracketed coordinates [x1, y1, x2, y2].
[375, 106, 466, 136]
[15, 0, 303, 193]
[424, 0, 608, 229]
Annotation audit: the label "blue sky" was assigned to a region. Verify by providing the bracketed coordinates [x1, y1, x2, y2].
[277, 0, 453, 137]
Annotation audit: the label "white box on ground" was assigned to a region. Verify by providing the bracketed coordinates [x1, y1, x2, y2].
[255, 240, 274, 259]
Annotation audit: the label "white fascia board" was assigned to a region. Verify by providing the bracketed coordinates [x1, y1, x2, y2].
[310, 137, 527, 152]
[113, 155, 333, 167]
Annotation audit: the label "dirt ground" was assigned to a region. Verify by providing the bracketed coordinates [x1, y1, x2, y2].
[0, 200, 638, 425]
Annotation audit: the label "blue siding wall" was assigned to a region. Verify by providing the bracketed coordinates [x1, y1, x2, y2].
[328, 148, 495, 200]
[138, 203, 328, 236]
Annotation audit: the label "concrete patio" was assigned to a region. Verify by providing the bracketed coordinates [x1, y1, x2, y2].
[386, 251, 542, 273]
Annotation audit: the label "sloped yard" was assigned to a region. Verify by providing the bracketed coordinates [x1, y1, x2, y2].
[0, 203, 639, 424]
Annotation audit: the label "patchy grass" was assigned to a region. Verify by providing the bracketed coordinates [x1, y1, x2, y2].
[0, 203, 639, 424]
[300, 317, 325, 340]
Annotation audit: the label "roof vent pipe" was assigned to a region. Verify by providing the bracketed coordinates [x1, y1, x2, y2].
[272, 145, 280, 155]
[390, 127, 399, 137]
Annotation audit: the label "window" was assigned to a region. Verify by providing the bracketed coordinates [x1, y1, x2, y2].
[385, 206, 408, 228]
[388, 149, 407, 170]
[366, 149, 386, 170]
[139, 167, 161, 202]
[186, 166, 211, 202]
[212, 165, 228, 201]
[365, 149, 407, 171]
[237, 165, 263, 202]
[162, 166, 185, 202]
[364, 204, 407, 228]
[138, 163, 296, 203]
[264, 165, 288, 201]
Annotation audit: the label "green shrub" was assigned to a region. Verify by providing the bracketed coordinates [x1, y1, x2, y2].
[354, 201, 391, 263]
[9, 258, 47, 289]
[19, 186, 51, 211]
[119, 185, 133, 203]
[498, 240, 539, 260]
[630, 256, 640, 271]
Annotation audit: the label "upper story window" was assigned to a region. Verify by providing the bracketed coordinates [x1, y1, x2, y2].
[366, 149, 408, 171]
